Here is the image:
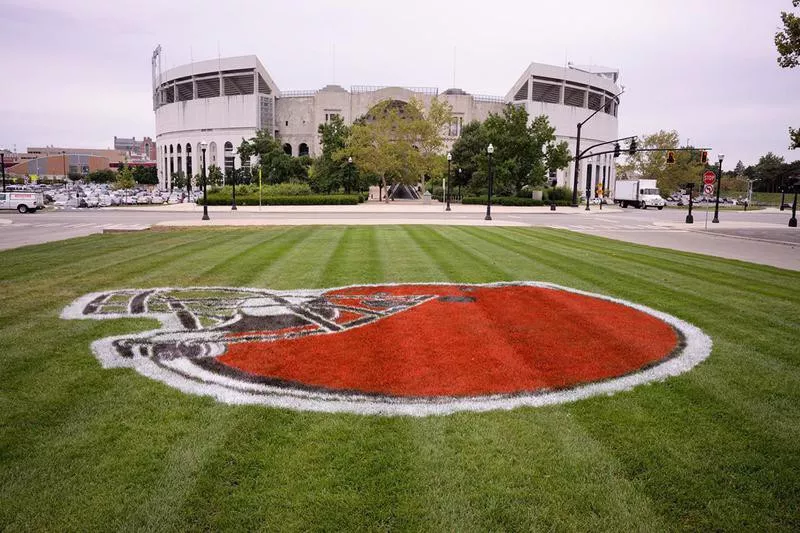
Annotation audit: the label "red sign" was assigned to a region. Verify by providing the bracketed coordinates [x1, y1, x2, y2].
[703, 171, 716, 185]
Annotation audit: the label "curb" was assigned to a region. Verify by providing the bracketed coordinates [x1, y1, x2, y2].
[683, 228, 799, 247]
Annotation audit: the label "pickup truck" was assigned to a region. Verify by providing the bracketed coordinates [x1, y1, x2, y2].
[0, 191, 45, 213]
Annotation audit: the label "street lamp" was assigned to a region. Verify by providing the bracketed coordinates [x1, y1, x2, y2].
[228, 147, 237, 211]
[779, 181, 786, 211]
[712, 153, 724, 223]
[348, 156, 354, 195]
[1, 152, 6, 192]
[200, 141, 209, 221]
[788, 177, 798, 228]
[446, 152, 452, 212]
[684, 182, 695, 224]
[485, 143, 494, 221]
[572, 88, 625, 206]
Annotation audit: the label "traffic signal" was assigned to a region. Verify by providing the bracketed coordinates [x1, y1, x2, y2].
[700, 151, 708, 164]
[613, 143, 621, 158]
[628, 137, 637, 155]
[666, 151, 676, 164]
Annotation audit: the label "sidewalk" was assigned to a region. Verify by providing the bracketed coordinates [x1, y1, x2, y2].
[107, 201, 623, 215]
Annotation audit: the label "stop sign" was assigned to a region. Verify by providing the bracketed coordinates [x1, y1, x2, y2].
[703, 171, 716, 185]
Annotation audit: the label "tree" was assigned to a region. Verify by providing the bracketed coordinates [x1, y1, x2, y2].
[310, 116, 352, 193]
[171, 171, 186, 190]
[239, 129, 308, 184]
[753, 152, 787, 191]
[615, 130, 707, 194]
[133, 165, 158, 186]
[207, 165, 224, 188]
[114, 164, 135, 190]
[734, 160, 746, 177]
[451, 105, 570, 196]
[87, 169, 116, 183]
[776, 1, 800, 148]
[342, 97, 451, 202]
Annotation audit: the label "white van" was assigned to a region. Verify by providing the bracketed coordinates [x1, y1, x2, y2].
[0, 191, 45, 213]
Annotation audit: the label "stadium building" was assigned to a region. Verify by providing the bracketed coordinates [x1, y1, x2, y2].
[153, 47, 621, 196]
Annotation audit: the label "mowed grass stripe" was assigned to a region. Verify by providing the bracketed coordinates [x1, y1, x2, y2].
[403, 225, 510, 282]
[242, 226, 344, 289]
[1, 227, 799, 531]
[318, 226, 385, 286]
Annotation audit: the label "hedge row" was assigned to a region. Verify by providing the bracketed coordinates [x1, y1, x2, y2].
[196, 194, 363, 206]
[461, 196, 573, 206]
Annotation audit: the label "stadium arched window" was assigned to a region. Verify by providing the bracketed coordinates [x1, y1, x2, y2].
[224, 141, 235, 176]
[298, 143, 309, 157]
[169, 144, 173, 154]
[177, 144, 182, 154]
[283, 143, 292, 156]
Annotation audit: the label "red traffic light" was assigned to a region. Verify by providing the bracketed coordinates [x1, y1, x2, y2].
[666, 151, 676, 164]
[701, 151, 708, 164]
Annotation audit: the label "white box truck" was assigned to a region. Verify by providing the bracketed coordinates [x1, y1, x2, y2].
[0, 191, 45, 213]
[614, 179, 666, 210]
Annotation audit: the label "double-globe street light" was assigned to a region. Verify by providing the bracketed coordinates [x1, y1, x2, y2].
[485, 143, 495, 221]
[446, 152, 452, 212]
[712, 153, 725, 224]
[200, 141, 210, 221]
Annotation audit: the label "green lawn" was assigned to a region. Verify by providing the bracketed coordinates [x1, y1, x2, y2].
[1, 227, 798, 531]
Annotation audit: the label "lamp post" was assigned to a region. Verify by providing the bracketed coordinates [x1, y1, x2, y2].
[779, 182, 786, 211]
[485, 143, 494, 221]
[200, 141, 209, 221]
[789, 178, 798, 228]
[446, 152, 452, 211]
[685, 182, 695, 223]
[228, 147, 237, 211]
[572, 88, 625, 207]
[1, 152, 5, 192]
[712, 153, 724, 223]
[585, 161, 592, 211]
[348, 156, 354, 195]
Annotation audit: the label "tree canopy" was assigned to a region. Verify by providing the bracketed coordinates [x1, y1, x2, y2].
[341, 97, 453, 200]
[775, 0, 800, 148]
[450, 105, 571, 196]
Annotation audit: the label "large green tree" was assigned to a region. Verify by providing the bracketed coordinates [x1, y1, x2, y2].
[451, 105, 570, 196]
[342, 97, 452, 201]
[776, 0, 800, 148]
[114, 164, 135, 190]
[310, 116, 354, 193]
[615, 130, 709, 194]
[239, 129, 308, 184]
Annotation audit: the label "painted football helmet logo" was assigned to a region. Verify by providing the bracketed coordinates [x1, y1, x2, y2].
[62, 282, 712, 416]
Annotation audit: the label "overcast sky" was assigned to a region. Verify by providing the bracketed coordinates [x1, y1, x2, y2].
[1, 0, 797, 166]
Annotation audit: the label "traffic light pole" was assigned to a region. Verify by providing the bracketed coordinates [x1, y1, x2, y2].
[571, 88, 625, 207]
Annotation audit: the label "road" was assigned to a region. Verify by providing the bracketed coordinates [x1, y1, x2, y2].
[1, 203, 798, 270]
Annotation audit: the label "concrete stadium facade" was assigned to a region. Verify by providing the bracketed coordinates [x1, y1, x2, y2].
[153, 53, 621, 196]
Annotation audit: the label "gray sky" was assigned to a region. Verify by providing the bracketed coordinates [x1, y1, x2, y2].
[1, 0, 797, 166]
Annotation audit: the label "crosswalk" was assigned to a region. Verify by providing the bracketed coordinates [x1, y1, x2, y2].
[8, 222, 149, 231]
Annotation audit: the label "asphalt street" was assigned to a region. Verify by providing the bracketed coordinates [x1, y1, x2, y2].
[1, 203, 798, 270]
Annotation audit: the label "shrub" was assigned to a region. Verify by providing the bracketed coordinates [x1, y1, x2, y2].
[461, 196, 572, 207]
[197, 194, 362, 206]
[544, 186, 573, 202]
